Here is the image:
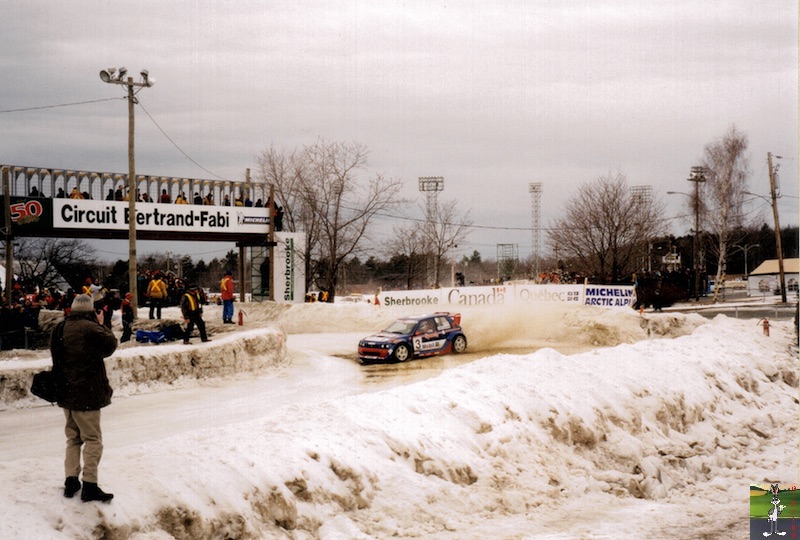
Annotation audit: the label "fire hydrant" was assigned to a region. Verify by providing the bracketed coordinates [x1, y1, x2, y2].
[238, 309, 247, 326]
[759, 318, 770, 337]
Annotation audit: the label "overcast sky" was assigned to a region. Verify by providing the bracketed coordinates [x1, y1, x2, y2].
[1, 1, 797, 263]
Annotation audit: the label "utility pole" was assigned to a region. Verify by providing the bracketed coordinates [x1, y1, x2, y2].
[2, 167, 12, 306]
[238, 169, 250, 303]
[767, 152, 786, 302]
[100, 67, 154, 315]
[268, 184, 275, 301]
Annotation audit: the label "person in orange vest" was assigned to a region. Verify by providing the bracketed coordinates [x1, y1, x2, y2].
[146, 272, 167, 320]
[220, 270, 235, 324]
[81, 278, 93, 297]
[181, 284, 209, 344]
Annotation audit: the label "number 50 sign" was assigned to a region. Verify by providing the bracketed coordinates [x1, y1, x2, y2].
[9, 199, 44, 224]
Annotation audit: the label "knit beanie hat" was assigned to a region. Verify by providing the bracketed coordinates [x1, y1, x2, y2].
[71, 294, 94, 313]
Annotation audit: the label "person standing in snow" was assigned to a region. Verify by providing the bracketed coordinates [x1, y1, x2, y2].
[53, 294, 118, 503]
[120, 292, 134, 342]
[146, 272, 167, 320]
[220, 270, 235, 324]
[181, 284, 210, 344]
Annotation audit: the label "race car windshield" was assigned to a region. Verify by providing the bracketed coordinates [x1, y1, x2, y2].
[384, 320, 417, 334]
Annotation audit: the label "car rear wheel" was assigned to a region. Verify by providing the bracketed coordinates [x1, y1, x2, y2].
[393, 343, 411, 362]
[452, 335, 467, 353]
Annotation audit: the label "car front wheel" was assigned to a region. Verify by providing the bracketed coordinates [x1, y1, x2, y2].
[452, 335, 467, 353]
[393, 343, 411, 362]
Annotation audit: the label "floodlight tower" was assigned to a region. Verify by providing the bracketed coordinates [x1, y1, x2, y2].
[419, 177, 444, 286]
[631, 185, 653, 271]
[631, 185, 652, 205]
[528, 183, 542, 279]
[687, 166, 708, 300]
[418, 176, 444, 220]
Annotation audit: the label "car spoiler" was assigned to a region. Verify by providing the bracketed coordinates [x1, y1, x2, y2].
[435, 311, 461, 326]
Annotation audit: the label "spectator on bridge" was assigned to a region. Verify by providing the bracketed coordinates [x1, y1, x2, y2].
[175, 192, 188, 204]
[29, 186, 40, 197]
[160, 189, 171, 203]
[56, 187, 66, 198]
[193, 192, 202, 205]
[114, 186, 124, 201]
[69, 187, 84, 199]
[222, 194, 231, 206]
[105, 188, 114, 201]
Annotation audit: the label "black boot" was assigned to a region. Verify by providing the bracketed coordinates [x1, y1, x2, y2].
[81, 482, 114, 503]
[64, 476, 81, 498]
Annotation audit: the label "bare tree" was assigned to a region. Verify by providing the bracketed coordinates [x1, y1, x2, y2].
[700, 126, 750, 300]
[15, 237, 98, 291]
[547, 172, 666, 282]
[387, 223, 427, 289]
[257, 139, 404, 300]
[256, 145, 319, 283]
[422, 199, 472, 287]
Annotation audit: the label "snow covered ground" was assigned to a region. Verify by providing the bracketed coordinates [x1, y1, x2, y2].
[0, 302, 796, 539]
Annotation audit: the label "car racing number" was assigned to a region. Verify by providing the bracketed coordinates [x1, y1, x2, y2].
[413, 336, 446, 352]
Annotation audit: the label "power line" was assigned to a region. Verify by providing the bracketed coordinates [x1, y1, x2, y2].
[137, 100, 228, 181]
[0, 97, 121, 114]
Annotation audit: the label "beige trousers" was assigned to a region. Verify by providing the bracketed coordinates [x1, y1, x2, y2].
[63, 409, 103, 483]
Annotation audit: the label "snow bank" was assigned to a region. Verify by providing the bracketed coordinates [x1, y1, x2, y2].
[0, 327, 287, 406]
[2, 315, 793, 539]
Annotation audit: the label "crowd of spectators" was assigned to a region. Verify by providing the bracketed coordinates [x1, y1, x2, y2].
[0, 279, 72, 349]
[0, 270, 196, 350]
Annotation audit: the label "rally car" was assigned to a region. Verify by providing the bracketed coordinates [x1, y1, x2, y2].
[357, 312, 468, 363]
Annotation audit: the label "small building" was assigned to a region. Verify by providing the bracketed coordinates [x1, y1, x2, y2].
[747, 258, 799, 298]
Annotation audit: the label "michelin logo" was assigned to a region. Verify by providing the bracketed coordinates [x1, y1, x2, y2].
[237, 213, 269, 225]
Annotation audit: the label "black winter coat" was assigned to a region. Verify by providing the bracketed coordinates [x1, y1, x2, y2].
[52, 313, 118, 411]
